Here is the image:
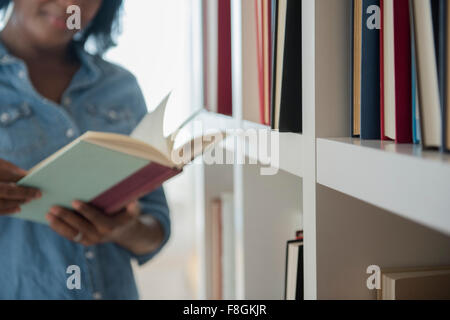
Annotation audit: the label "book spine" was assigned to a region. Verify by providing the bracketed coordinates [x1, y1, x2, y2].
[217, 0, 233, 116]
[412, 0, 442, 149]
[295, 244, 304, 300]
[410, 0, 420, 145]
[263, 0, 271, 125]
[267, 0, 272, 125]
[279, 0, 302, 133]
[439, 0, 448, 152]
[270, 0, 279, 130]
[255, 0, 266, 125]
[351, 0, 356, 137]
[360, 0, 381, 140]
[393, 0, 412, 143]
[445, 0, 450, 152]
[380, 0, 387, 140]
[90, 162, 182, 214]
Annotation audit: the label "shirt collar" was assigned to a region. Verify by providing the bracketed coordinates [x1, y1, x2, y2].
[0, 39, 101, 89]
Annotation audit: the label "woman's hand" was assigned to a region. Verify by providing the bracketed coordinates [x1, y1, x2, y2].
[46, 200, 140, 247]
[0, 159, 42, 215]
[46, 200, 165, 255]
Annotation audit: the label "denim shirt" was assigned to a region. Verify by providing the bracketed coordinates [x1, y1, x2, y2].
[0, 42, 171, 300]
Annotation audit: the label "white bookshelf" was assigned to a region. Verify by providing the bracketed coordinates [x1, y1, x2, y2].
[302, 0, 450, 300]
[317, 138, 450, 236]
[195, 0, 450, 300]
[199, 113, 304, 177]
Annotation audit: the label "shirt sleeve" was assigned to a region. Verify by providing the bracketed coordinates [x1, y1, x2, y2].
[132, 187, 171, 266]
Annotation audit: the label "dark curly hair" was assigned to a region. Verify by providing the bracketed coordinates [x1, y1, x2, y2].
[0, 0, 123, 55]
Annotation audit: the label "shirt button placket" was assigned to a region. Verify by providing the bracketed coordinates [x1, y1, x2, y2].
[93, 292, 102, 300]
[18, 70, 26, 79]
[63, 97, 72, 107]
[85, 248, 102, 300]
[66, 128, 75, 139]
[85, 250, 95, 260]
[0, 112, 10, 124]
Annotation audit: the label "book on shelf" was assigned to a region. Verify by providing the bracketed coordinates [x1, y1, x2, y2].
[381, 0, 412, 143]
[377, 266, 450, 300]
[255, 0, 272, 126]
[208, 193, 235, 300]
[15, 94, 224, 225]
[411, 0, 442, 149]
[352, 0, 450, 151]
[202, 0, 232, 116]
[219, 193, 236, 300]
[242, 0, 264, 124]
[203, 0, 219, 114]
[445, 0, 450, 152]
[217, 0, 233, 116]
[210, 198, 224, 300]
[284, 238, 303, 300]
[409, 0, 421, 144]
[271, 0, 302, 133]
[352, 0, 381, 139]
[272, 0, 287, 131]
[435, 0, 450, 152]
[352, 0, 362, 138]
[202, 0, 302, 131]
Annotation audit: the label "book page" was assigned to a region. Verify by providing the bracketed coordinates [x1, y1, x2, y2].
[131, 93, 172, 157]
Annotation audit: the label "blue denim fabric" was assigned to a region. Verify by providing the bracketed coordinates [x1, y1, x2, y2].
[0, 42, 171, 300]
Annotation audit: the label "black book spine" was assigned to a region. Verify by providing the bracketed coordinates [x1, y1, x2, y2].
[279, 0, 302, 133]
[439, 0, 448, 152]
[351, 0, 356, 137]
[271, 0, 279, 130]
[283, 239, 289, 300]
[295, 244, 304, 301]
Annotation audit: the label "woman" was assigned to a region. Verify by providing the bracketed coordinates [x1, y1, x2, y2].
[0, 0, 171, 299]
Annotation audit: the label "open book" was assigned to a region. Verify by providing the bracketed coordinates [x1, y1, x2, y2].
[16, 94, 224, 224]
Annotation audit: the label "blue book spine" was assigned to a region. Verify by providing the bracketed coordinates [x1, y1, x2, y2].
[360, 0, 381, 140]
[410, 0, 421, 144]
[411, 18, 421, 145]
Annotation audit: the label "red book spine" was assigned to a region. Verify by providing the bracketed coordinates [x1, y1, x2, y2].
[380, 0, 387, 140]
[217, 0, 233, 116]
[263, 0, 271, 126]
[255, 0, 265, 124]
[90, 162, 181, 215]
[393, 0, 412, 143]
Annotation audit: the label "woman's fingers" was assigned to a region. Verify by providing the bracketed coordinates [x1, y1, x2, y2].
[0, 159, 28, 182]
[47, 206, 102, 245]
[0, 206, 22, 215]
[0, 160, 39, 213]
[46, 212, 93, 247]
[47, 201, 140, 245]
[72, 200, 138, 232]
[0, 182, 41, 201]
[46, 212, 80, 241]
[0, 199, 27, 214]
[71, 200, 116, 235]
